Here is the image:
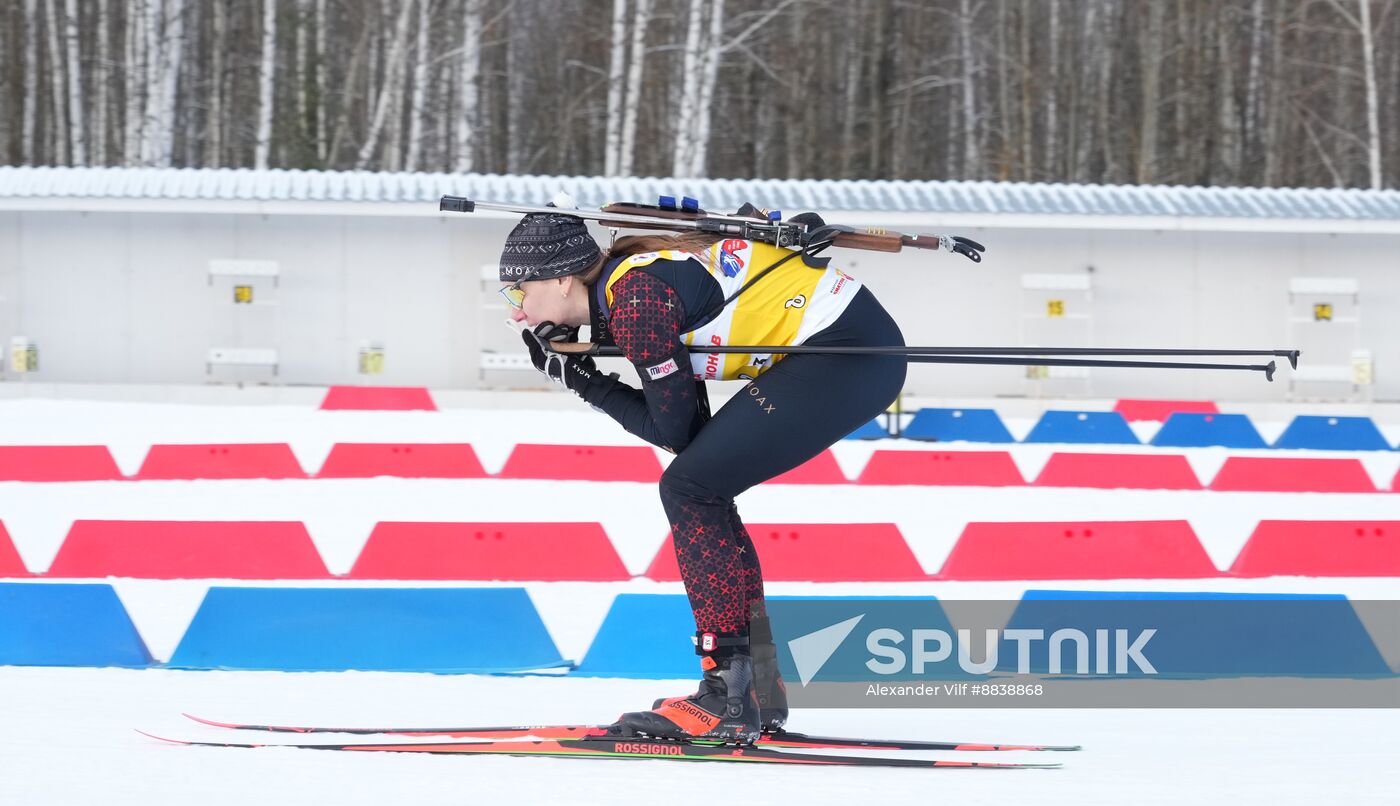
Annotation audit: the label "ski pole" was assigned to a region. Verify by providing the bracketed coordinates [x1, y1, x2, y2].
[548, 343, 1284, 381]
[903, 355, 1279, 380]
[556, 343, 1299, 368]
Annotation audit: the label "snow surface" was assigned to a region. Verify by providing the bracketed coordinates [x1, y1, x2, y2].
[1, 392, 1398, 804]
[2, 667, 1398, 806]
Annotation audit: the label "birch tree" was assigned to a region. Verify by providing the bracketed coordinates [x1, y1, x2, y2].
[93, 0, 110, 164]
[669, 0, 705, 177]
[327, 18, 370, 166]
[22, 0, 39, 164]
[957, 0, 981, 177]
[294, 0, 310, 159]
[142, 0, 185, 167]
[686, 0, 725, 177]
[255, 0, 278, 170]
[839, 3, 864, 177]
[1326, 0, 1386, 188]
[503, 4, 526, 173]
[122, 0, 144, 164]
[314, 0, 328, 162]
[671, 0, 790, 177]
[356, 0, 414, 170]
[208, 0, 224, 166]
[1, 0, 1394, 188]
[1013, 1, 1031, 176]
[453, 0, 483, 173]
[44, 0, 67, 164]
[617, 0, 651, 176]
[603, 0, 627, 176]
[1137, 0, 1164, 183]
[367, 6, 381, 117]
[1244, 0, 1267, 157]
[1215, 5, 1241, 181]
[137, 0, 161, 164]
[404, 0, 431, 172]
[62, 0, 84, 164]
[1092, 0, 1117, 181]
[1045, 0, 1059, 177]
[1261, 1, 1286, 186]
[994, 0, 1011, 177]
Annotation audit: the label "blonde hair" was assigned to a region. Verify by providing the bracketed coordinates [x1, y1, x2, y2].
[577, 232, 724, 287]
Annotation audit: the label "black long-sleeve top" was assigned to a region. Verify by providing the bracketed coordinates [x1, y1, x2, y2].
[579, 254, 724, 453]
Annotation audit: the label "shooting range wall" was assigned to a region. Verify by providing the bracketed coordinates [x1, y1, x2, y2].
[2, 167, 1398, 401]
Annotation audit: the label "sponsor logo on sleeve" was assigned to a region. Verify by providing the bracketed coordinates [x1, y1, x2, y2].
[646, 358, 681, 379]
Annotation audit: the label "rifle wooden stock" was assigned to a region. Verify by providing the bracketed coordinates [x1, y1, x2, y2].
[829, 230, 905, 253]
[900, 234, 945, 250]
[600, 203, 709, 222]
[595, 216, 687, 231]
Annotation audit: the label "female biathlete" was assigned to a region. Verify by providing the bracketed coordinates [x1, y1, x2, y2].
[497, 210, 905, 744]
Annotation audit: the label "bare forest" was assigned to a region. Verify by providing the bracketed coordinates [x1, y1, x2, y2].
[0, 0, 1395, 189]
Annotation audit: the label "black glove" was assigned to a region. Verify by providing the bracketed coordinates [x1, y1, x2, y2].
[522, 322, 613, 400]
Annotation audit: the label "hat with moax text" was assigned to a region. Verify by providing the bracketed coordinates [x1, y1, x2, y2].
[498, 213, 601, 283]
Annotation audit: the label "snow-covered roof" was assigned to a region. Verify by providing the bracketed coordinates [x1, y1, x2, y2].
[2, 165, 1398, 224]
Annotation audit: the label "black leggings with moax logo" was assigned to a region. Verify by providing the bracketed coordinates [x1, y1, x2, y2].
[658, 286, 906, 636]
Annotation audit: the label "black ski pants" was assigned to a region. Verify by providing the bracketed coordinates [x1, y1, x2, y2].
[659, 286, 907, 635]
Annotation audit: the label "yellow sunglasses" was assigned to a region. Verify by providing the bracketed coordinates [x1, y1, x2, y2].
[499, 282, 528, 310]
[499, 242, 566, 310]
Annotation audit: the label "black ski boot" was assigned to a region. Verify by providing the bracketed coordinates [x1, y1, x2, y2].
[650, 610, 789, 733]
[748, 611, 789, 732]
[615, 631, 761, 744]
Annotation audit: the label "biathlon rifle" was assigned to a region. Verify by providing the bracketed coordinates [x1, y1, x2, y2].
[439, 193, 986, 267]
[440, 192, 1295, 381]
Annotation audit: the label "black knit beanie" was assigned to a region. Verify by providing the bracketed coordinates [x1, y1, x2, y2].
[497, 213, 602, 282]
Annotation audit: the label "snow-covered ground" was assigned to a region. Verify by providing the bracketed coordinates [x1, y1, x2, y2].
[1, 389, 1398, 804]
[2, 667, 1397, 806]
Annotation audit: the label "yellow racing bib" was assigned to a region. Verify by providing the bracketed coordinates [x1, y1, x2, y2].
[603, 240, 861, 381]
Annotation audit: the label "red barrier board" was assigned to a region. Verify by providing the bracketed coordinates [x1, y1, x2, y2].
[937, 520, 1219, 579]
[855, 450, 1025, 486]
[134, 444, 307, 480]
[763, 450, 847, 484]
[47, 520, 330, 579]
[1032, 452, 1203, 490]
[347, 522, 630, 581]
[319, 386, 437, 411]
[498, 444, 663, 482]
[1113, 399, 1220, 422]
[0, 445, 124, 481]
[645, 523, 925, 581]
[1208, 457, 1377, 493]
[0, 522, 28, 576]
[317, 443, 488, 478]
[1230, 520, 1400, 576]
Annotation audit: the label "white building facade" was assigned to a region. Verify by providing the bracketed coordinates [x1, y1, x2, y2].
[1, 166, 1397, 401]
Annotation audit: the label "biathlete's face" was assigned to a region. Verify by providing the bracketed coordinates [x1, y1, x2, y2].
[502, 277, 571, 327]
